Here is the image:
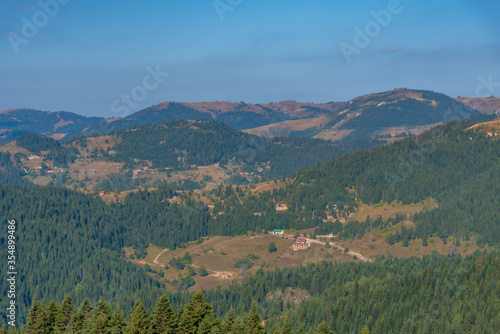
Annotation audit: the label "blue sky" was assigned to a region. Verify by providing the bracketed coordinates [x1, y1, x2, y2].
[1, 0, 499, 117]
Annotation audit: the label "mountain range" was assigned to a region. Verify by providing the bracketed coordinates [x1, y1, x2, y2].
[1, 87, 500, 331]
[1, 88, 497, 144]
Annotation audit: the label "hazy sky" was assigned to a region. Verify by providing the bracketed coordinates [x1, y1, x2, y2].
[1, 0, 499, 117]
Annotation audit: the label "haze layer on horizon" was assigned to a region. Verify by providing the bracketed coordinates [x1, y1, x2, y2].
[1, 0, 499, 117]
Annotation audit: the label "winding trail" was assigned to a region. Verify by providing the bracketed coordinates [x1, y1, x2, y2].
[307, 238, 373, 263]
[278, 233, 373, 262]
[153, 248, 169, 265]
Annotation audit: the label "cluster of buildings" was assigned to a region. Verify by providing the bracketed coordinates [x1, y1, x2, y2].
[293, 237, 309, 250]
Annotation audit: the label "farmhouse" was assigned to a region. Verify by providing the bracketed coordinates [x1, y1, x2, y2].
[293, 237, 309, 250]
[274, 200, 288, 211]
[272, 229, 284, 235]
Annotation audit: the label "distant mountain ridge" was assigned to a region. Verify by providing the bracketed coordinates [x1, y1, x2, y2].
[457, 96, 500, 115]
[0, 109, 104, 144]
[1, 89, 495, 144]
[246, 89, 482, 140]
[74, 100, 345, 139]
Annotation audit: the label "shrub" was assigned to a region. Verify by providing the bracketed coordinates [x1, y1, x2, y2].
[183, 276, 195, 289]
[234, 259, 253, 269]
[203, 247, 214, 254]
[199, 266, 208, 277]
[268, 242, 277, 253]
[247, 253, 260, 260]
[169, 257, 186, 270]
[385, 233, 395, 245]
[181, 252, 192, 265]
[402, 238, 409, 247]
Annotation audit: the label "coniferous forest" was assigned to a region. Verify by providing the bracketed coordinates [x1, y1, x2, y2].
[103, 119, 383, 179]
[1, 120, 500, 332]
[3, 252, 500, 333]
[3, 0, 498, 331]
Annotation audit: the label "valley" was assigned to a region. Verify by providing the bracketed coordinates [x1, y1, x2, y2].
[121, 196, 485, 293]
[3, 2, 499, 331]
[1, 94, 499, 333]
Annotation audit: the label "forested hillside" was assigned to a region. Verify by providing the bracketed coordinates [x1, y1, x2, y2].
[202, 251, 500, 333]
[4, 252, 500, 333]
[1, 119, 384, 195]
[16, 134, 78, 167]
[0, 152, 30, 186]
[264, 121, 500, 246]
[107, 120, 256, 169]
[0, 185, 168, 324]
[2, 120, 500, 331]
[105, 119, 383, 178]
[0, 109, 103, 144]
[340, 89, 478, 131]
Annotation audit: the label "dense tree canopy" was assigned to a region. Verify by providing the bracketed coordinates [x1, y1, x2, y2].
[1, 120, 500, 333]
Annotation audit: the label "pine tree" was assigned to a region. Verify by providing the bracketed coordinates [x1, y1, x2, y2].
[80, 298, 93, 319]
[26, 297, 48, 334]
[176, 308, 192, 334]
[127, 301, 150, 334]
[316, 321, 332, 334]
[360, 325, 370, 334]
[150, 295, 177, 334]
[184, 292, 219, 333]
[196, 317, 213, 334]
[244, 302, 264, 334]
[72, 298, 93, 332]
[109, 306, 127, 334]
[220, 308, 236, 333]
[92, 297, 113, 333]
[46, 300, 59, 333]
[281, 316, 291, 334]
[55, 294, 74, 334]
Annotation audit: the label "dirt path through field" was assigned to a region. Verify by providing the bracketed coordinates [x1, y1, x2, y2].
[153, 248, 169, 265]
[308, 238, 373, 262]
[190, 264, 238, 277]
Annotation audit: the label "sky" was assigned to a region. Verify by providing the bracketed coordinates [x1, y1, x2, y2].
[1, 0, 499, 118]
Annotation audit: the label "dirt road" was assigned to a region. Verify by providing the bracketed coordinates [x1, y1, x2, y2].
[308, 239, 373, 262]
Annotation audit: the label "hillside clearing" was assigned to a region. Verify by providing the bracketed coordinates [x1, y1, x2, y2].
[348, 198, 438, 222]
